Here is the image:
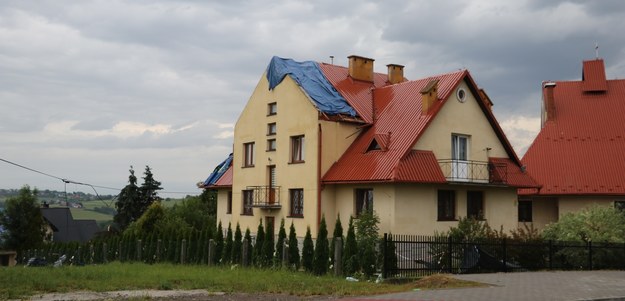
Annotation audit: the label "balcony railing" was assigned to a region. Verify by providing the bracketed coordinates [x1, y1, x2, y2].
[438, 160, 507, 184]
[247, 185, 281, 209]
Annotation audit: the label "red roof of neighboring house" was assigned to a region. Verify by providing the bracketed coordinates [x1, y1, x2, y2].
[322, 66, 537, 187]
[213, 166, 232, 187]
[521, 59, 625, 196]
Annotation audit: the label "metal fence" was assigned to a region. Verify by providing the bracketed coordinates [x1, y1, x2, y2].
[382, 234, 625, 278]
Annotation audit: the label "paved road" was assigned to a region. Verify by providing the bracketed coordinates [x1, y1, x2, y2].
[339, 271, 625, 301]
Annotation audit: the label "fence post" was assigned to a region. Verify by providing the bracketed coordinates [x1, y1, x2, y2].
[103, 243, 108, 263]
[548, 240, 553, 270]
[382, 234, 387, 279]
[447, 236, 453, 274]
[502, 238, 507, 273]
[118, 241, 123, 262]
[208, 239, 215, 266]
[156, 239, 162, 263]
[588, 241, 593, 271]
[334, 237, 343, 277]
[242, 238, 249, 267]
[136, 240, 142, 262]
[181, 239, 186, 264]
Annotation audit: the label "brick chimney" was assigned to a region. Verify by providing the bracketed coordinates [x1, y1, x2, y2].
[348, 55, 374, 82]
[420, 79, 439, 114]
[543, 82, 556, 123]
[386, 64, 405, 84]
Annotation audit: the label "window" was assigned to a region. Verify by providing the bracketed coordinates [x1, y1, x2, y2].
[290, 135, 305, 163]
[267, 123, 276, 136]
[242, 190, 253, 215]
[437, 190, 456, 221]
[243, 142, 255, 167]
[289, 189, 304, 217]
[268, 102, 277, 115]
[226, 190, 232, 214]
[615, 201, 625, 211]
[467, 191, 484, 220]
[355, 188, 373, 216]
[518, 200, 532, 222]
[267, 139, 276, 151]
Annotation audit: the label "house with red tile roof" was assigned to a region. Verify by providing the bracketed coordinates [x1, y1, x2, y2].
[520, 58, 625, 229]
[202, 55, 538, 237]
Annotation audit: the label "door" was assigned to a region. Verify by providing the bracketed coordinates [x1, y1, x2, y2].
[452, 135, 469, 181]
[268, 165, 276, 204]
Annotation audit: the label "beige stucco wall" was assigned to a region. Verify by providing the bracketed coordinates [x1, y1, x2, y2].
[414, 81, 507, 161]
[216, 189, 233, 226]
[327, 183, 519, 236]
[558, 196, 617, 217]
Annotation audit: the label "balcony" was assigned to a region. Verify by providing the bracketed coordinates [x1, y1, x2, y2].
[438, 160, 507, 184]
[247, 185, 281, 209]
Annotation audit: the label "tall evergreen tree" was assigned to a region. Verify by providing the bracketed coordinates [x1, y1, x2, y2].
[214, 221, 224, 264]
[253, 220, 265, 267]
[0, 185, 45, 252]
[356, 210, 380, 278]
[232, 223, 243, 264]
[343, 216, 359, 276]
[114, 166, 140, 230]
[302, 226, 314, 272]
[114, 165, 162, 230]
[222, 222, 233, 264]
[313, 216, 330, 275]
[139, 165, 162, 211]
[262, 220, 275, 267]
[287, 222, 300, 270]
[329, 214, 344, 267]
[274, 218, 287, 266]
[243, 227, 253, 266]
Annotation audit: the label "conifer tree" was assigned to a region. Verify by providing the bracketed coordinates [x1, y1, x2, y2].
[262, 220, 275, 267]
[232, 223, 243, 264]
[313, 216, 330, 275]
[356, 209, 380, 278]
[275, 218, 287, 266]
[214, 221, 224, 264]
[243, 227, 253, 265]
[329, 214, 344, 267]
[287, 222, 300, 269]
[253, 220, 265, 267]
[343, 216, 359, 275]
[302, 226, 314, 272]
[222, 222, 233, 264]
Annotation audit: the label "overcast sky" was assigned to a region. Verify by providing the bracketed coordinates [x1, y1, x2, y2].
[1, 0, 625, 196]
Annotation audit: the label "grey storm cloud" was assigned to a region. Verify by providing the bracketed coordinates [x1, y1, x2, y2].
[2, 0, 625, 193]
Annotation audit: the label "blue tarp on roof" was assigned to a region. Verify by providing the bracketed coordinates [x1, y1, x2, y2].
[203, 153, 233, 186]
[266, 56, 356, 116]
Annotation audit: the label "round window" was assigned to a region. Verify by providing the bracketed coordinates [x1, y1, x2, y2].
[456, 88, 466, 103]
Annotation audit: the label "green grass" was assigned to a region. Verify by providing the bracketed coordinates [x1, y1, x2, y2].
[0, 263, 413, 299]
[70, 208, 114, 222]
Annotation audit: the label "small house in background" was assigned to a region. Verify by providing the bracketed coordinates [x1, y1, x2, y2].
[0, 250, 17, 267]
[203, 55, 538, 237]
[520, 58, 625, 229]
[41, 207, 100, 243]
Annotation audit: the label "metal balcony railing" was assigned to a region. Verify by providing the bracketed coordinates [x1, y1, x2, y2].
[438, 160, 507, 184]
[247, 185, 281, 209]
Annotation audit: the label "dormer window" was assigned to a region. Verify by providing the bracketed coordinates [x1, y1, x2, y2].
[367, 139, 381, 151]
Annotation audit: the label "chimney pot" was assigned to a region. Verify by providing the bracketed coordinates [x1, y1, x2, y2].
[348, 55, 375, 82]
[386, 64, 405, 84]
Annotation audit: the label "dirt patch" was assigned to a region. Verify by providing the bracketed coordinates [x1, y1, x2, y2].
[25, 290, 341, 301]
[413, 274, 486, 290]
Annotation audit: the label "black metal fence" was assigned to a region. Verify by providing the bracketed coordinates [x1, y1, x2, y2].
[382, 234, 625, 278]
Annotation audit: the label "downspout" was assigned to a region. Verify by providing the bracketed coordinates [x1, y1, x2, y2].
[317, 123, 323, 233]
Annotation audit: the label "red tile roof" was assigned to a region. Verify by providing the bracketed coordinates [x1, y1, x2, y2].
[213, 166, 232, 187]
[521, 59, 625, 196]
[321, 66, 536, 187]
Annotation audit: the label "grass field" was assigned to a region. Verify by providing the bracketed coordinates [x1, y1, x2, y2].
[0, 263, 415, 299]
[69, 208, 115, 222]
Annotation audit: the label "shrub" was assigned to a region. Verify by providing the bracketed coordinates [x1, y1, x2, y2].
[329, 214, 344, 267]
[222, 222, 233, 264]
[275, 219, 287, 266]
[253, 220, 265, 267]
[214, 221, 224, 264]
[313, 216, 330, 275]
[343, 216, 359, 276]
[261, 220, 275, 267]
[302, 227, 314, 272]
[232, 223, 242, 264]
[355, 210, 380, 278]
[287, 222, 300, 270]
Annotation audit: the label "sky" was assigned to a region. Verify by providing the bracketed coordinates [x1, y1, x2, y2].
[2, 0, 625, 196]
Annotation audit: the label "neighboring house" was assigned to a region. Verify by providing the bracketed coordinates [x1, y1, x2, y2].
[520, 58, 625, 229]
[203, 55, 538, 237]
[41, 207, 100, 243]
